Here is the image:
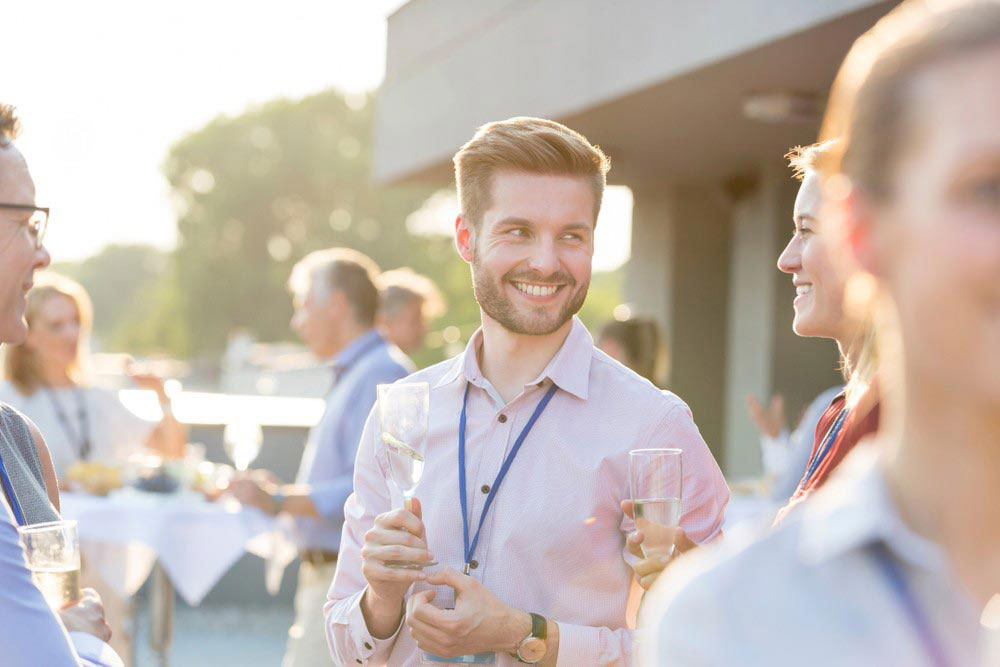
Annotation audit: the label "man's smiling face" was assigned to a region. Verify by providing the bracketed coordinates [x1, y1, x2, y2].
[466, 170, 595, 336]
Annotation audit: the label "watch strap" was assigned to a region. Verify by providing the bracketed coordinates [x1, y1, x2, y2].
[529, 612, 547, 641]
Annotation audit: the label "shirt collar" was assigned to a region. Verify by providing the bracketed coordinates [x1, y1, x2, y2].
[333, 329, 384, 373]
[797, 446, 948, 573]
[434, 316, 594, 400]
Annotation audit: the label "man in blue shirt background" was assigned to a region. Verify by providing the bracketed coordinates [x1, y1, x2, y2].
[231, 248, 410, 667]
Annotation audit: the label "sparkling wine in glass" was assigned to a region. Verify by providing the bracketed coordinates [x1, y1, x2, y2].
[224, 420, 263, 472]
[19, 520, 81, 610]
[629, 448, 683, 560]
[377, 382, 435, 569]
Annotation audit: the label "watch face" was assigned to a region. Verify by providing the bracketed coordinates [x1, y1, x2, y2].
[517, 638, 546, 663]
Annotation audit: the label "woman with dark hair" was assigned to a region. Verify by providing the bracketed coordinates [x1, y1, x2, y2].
[598, 315, 665, 386]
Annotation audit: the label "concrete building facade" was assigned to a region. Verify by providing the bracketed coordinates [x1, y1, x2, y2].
[373, 0, 899, 477]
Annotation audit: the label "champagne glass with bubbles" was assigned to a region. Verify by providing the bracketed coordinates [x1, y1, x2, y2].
[629, 448, 683, 560]
[19, 520, 81, 610]
[377, 382, 435, 569]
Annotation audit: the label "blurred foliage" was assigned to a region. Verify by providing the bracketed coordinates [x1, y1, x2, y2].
[55, 89, 624, 365]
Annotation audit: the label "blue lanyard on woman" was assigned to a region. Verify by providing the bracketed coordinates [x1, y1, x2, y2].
[803, 407, 849, 484]
[870, 544, 950, 667]
[0, 450, 26, 526]
[458, 381, 558, 575]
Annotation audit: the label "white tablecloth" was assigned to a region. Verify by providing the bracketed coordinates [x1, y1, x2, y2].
[61, 490, 297, 606]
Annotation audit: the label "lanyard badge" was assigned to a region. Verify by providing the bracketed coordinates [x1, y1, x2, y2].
[458, 382, 558, 574]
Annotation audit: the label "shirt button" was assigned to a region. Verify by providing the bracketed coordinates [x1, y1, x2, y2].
[364, 642, 372, 650]
[481, 484, 490, 494]
[469, 559, 479, 569]
[356, 660, 362, 664]
[537, 381, 545, 388]
[498, 414, 508, 423]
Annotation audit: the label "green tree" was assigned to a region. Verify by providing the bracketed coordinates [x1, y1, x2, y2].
[163, 90, 467, 356]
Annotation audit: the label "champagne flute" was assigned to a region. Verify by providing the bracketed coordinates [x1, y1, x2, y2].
[377, 382, 435, 569]
[629, 448, 683, 560]
[19, 520, 81, 610]
[223, 420, 263, 473]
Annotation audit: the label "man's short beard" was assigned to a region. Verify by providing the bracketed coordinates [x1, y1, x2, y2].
[471, 252, 589, 336]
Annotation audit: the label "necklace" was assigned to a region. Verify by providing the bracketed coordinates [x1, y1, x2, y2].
[43, 386, 91, 460]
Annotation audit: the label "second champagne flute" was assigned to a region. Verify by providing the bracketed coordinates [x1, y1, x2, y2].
[377, 382, 436, 569]
[629, 448, 683, 560]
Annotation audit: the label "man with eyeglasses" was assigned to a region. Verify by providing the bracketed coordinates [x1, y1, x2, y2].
[0, 103, 122, 666]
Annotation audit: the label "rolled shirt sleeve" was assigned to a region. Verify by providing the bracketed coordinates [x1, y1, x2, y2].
[324, 405, 403, 664]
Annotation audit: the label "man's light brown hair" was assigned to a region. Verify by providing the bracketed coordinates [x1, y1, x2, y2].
[0, 104, 20, 148]
[453, 117, 610, 229]
[819, 0, 1000, 195]
[785, 139, 841, 181]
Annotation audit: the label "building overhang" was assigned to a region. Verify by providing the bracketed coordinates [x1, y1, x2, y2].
[374, 0, 898, 187]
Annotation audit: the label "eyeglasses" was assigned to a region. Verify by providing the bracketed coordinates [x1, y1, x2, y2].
[0, 203, 49, 249]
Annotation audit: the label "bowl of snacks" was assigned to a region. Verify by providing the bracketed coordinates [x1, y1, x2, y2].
[65, 462, 124, 497]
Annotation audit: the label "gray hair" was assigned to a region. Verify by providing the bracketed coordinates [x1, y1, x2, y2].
[288, 248, 382, 325]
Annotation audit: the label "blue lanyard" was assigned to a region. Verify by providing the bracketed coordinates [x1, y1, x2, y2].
[803, 407, 848, 484]
[458, 381, 558, 573]
[870, 544, 950, 667]
[0, 451, 26, 526]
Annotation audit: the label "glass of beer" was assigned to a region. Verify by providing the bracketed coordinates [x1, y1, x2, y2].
[18, 520, 81, 610]
[377, 382, 435, 569]
[629, 448, 683, 560]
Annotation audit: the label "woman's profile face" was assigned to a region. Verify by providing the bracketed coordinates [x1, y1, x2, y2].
[869, 46, 1000, 406]
[26, 293, 81, 372]
[777, 171, 852, 342]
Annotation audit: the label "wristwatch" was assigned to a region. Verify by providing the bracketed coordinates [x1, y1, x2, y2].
[514, 612, 547, 664]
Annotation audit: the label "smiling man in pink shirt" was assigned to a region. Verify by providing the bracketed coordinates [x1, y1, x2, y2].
[325, 117, 729, 666]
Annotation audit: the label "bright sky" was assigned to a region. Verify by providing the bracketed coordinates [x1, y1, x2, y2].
[6, 0, 631, 272]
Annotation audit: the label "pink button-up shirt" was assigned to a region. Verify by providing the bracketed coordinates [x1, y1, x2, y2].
[326, 317, 730, 666]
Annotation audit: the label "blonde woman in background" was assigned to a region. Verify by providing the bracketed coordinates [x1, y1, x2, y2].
[0, 272, 186, 479]
[771, 140, 880, 523]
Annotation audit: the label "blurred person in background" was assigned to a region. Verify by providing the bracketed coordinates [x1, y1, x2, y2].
[597, 315, 665, 386]
[0, 102, 121, 667]
[642, 2, 1000, 664]
[376, 266, 446, 365]
[229, 248, 410, 667]
[0, 272, 187, 479]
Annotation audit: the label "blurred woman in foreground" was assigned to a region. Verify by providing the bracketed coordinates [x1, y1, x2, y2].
[642, 2, 1000, 664]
